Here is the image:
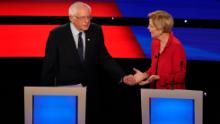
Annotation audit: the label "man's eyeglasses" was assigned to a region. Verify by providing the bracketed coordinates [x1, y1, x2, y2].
[74, 16, 93, 20]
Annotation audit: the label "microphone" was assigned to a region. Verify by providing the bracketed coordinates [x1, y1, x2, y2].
[155, 53, 160, 58]
[171, 79, 174, 90]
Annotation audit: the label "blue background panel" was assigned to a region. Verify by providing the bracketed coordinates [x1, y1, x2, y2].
[116, 0, 220, 20]
[131, 26, 220, 61]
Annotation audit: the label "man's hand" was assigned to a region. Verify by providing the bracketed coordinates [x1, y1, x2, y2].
[123, 74, 138, 86]
[123, 68, 148, 86]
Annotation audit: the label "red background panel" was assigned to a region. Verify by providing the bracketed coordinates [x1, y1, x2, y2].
[0, 1, 121, 17]
[0, 1, 144, 58]
[0, 25, 145, 58]
[0, 25, 57, 57]
[102, 26, 145, 58]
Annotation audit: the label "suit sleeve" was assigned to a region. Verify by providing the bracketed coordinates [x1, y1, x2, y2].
[41, 30, 58, 85]
[97, 25, 125, 82]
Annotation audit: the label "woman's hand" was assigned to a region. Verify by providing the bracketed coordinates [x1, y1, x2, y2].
[139, 75, 160, 86]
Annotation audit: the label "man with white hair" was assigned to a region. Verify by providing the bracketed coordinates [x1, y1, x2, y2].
[41, 1, 126, 124]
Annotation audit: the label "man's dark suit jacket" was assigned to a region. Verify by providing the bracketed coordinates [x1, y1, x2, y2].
[41, 22, 124, 124]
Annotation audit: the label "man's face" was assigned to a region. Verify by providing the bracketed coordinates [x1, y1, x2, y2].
[70, 8, 91, 32]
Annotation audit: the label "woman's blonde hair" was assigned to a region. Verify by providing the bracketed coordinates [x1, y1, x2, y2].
[148, 10, 174, 33]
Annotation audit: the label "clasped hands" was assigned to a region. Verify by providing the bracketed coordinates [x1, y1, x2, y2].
[123, 68, 160, 86]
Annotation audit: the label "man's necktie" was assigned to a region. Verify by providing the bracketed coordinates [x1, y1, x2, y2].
[78, 32, 83, 61]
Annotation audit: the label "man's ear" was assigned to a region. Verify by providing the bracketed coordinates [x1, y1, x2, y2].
[69, 15, 73, 21]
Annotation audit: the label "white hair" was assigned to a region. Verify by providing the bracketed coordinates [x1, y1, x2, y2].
[68, 1, 91, 16]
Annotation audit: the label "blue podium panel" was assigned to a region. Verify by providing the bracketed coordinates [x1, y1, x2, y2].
[33, 95, 77, 124]
[141, 89, 203, 124]
[24, 87, 86, 124]
[150, 98, 194, 124]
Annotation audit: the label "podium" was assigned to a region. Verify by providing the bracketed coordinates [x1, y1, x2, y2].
[24, 86, 86, 124]
[141, 89, 203, 124]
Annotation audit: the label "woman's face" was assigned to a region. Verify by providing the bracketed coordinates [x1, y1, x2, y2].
[147, 19, 162, 38]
